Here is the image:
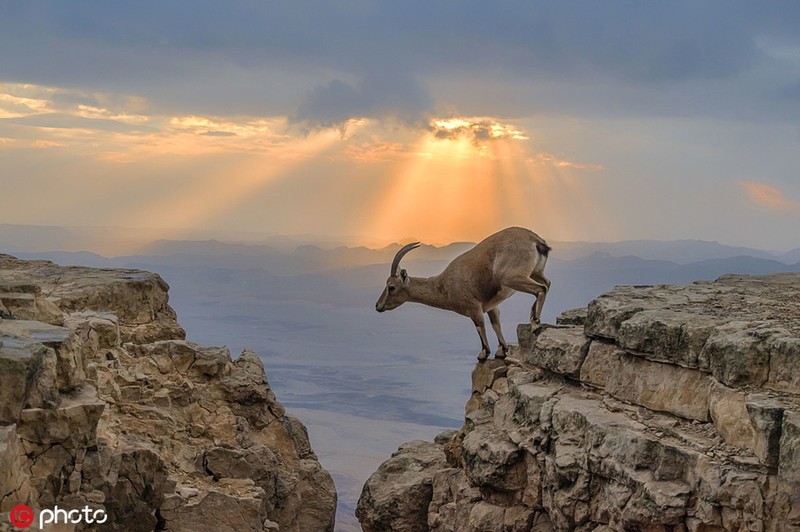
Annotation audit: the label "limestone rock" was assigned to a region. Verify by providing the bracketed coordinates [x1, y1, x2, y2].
[0, 319, 86, 392]
[578, 337, 713, 421]
[159, 481, 267, 532]
[708, 381, 755, 451]
[0, 280, 64, 325]
[0, 254, 185, 342]
[356, 440, 449, 532]
[17, 385, 105, 449]
[778, 411, 800, 522]
[616, 309, 720, 367]
[103, 449, 170, 532]
[0, 342, 46, 424]
[0, 425, 31, 512]
[0, 254, 336, 532]
[767, 333, 800, 393]
[520, 326, 589, 378]
[359, 272, 800, 531]
[746, 394, 785, 468]
[461, 427, 525, 491]
[701, 321, 772, 387]
[555, 307, 587, 326]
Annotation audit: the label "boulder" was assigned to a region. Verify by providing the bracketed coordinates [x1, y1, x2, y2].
[159, 481, 267, 532]
[356, 440, 449, 532]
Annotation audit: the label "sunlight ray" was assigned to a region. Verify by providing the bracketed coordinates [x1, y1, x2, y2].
[366, 133, 525, 244]
[112, 128, 343, 232]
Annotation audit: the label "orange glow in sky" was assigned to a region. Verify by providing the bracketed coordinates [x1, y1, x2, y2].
[368, 134, 498, 243]
[113, 127, 345, 232]
[364, 121, 591, 245]
[0, 81, 613, 247]
[740, 181, 800, 212]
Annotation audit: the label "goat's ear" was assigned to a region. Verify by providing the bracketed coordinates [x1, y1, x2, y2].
[400, 269, 409, 284]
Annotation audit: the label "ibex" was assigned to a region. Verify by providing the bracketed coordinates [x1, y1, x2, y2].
[375, 226, 551, 361]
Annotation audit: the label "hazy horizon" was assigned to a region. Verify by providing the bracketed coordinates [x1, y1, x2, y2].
[2, 222, 800, 258]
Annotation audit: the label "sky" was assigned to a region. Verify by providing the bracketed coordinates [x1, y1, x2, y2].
[2, 1, 800, 250]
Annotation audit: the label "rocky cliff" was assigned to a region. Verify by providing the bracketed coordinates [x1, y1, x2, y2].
[356, 273, 800, 531]
[0, 254, 336, 531]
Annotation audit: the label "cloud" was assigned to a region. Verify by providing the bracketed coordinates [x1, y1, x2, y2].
[531, 153, 604, 171]
[4, 2, 796, 122]
[292, 74, 433, 129]
[0, 82, 152, 134]
[0, 83, 53, 118]
[740, 181, 800, 211]
[428, 117, 528, 144]
[331, 137, 406, 163]
[0, 82, 299, 159]
[200, 131, 238, 137]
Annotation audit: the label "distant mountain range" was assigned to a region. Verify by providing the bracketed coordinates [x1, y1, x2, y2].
[80, 236, 800, 267]
[551, 239, 789, 264]
[7, 230, 800, 324]
[3, 222, 799, 265]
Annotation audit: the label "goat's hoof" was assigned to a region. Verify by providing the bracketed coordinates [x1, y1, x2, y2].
[495, 346, 508, 360]
[477, 350, 490, 362]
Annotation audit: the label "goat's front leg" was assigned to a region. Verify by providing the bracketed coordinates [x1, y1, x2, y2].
[487, 308, 508, 359]
[470, 312, 493, 362]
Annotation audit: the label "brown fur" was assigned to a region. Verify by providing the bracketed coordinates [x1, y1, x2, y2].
[375, 227, 551, 361]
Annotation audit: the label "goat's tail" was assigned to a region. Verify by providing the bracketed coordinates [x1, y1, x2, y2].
[536, 240, 551, 257]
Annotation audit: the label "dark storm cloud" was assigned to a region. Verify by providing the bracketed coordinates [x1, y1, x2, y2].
[1, 1, 799, 120]
[291, 75, 433, 128]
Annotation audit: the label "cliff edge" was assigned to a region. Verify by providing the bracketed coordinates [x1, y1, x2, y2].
[0, 254, 336, 531]
[357, 273, 800, 531]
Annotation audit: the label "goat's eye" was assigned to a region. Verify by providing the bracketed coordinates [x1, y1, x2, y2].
[388, 285, 396, 292]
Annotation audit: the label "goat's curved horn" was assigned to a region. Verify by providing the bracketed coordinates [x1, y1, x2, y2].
[390, 242, 421, 277]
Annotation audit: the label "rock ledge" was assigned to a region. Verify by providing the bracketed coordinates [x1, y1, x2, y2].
[0, 254, 336, 532]
[357, 273, 800, 531]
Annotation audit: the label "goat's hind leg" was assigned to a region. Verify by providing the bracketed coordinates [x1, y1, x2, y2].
[505, 275, 549, 329]
[530, 272, 551, 325]
[487, 308, 508, 359]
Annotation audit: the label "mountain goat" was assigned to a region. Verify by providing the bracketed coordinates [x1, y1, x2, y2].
[375, 226, 551, 361]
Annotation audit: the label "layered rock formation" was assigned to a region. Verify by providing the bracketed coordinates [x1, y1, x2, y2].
[357, 273, 800, 531]
[0, 254, 336, 531]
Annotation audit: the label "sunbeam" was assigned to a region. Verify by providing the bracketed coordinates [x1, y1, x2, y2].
[113, 128, 344, 233]
[362, 120, 596, 245]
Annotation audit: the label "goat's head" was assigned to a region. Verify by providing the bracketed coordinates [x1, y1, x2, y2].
[375, 242, 420, 312]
